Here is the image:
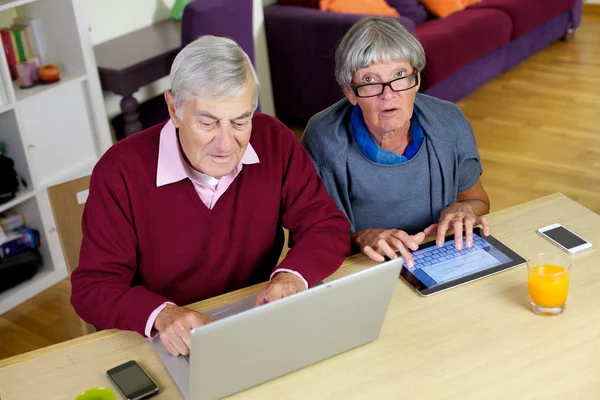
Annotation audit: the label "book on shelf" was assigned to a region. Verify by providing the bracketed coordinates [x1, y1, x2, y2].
[1, 16, 47, 82]
[1, 29, 17, 80]
[0, 72, 6, 107]
[0, 210, 26, 231]
[12, 16, 46, 64]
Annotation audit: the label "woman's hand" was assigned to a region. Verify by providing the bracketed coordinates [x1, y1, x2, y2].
[352, 229, 425, 267]
[424, 202, 490, 250]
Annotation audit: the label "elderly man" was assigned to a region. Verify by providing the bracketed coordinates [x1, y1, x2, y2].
[70, 36, 351, 356]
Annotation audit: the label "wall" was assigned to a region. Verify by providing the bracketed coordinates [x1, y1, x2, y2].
[83, 0, 275, 120]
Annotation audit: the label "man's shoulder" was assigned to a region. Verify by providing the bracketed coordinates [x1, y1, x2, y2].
[250, 112, 298, 150]
[251, 112, 293, 136]
[94, 121, 165, 176]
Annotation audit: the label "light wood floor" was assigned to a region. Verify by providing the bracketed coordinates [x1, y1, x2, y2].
[1, 10, 599, 362]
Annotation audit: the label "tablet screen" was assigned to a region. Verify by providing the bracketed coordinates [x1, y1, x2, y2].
[406, 233, 512, 288]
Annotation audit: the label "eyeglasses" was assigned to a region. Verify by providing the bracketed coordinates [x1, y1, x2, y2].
[351, 73, 419, 98]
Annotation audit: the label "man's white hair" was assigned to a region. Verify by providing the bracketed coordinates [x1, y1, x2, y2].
[170, 35, 261, 116]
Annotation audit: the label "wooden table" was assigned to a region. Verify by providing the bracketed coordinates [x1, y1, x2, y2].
[93, 19, 181, 137]
[1, 193, 599, 399]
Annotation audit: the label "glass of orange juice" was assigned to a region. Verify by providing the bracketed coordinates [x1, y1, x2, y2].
[527, 253, 572, 316]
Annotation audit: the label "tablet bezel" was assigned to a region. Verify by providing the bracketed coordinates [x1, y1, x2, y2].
[397, 227, 526, 296]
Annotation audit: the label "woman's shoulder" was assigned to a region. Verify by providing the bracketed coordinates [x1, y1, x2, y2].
[301, 98, 354, 165]
[415, 93, 471, 141]
[415, 93, 464, 115]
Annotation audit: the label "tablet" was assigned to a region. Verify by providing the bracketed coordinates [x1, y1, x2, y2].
[397, 227, 525, 296]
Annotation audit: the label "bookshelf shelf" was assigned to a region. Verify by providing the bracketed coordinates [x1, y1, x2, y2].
[0, 0, 112, 314]
[13, 70, 86, 102]
[0, 187, 34, 213]
[0, 0, 39, 14]
[0, 101, 13, 113]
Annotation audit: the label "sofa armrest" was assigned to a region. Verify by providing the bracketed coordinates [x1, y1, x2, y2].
[182, 0, 255, 62]
[264, 5, 416, 123]
[570, 0, 582, 30]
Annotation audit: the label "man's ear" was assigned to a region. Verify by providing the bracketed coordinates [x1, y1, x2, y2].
[344, 87, 358, 106]
[164, 91, 181, 128]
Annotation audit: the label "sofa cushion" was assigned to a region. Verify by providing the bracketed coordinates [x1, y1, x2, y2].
[470, 0, 576, 39]
[278, 0, 319, 8]
[416, 8, 512, 88]
[320, 0, 400, 16]
[418, 0, 466, 18]
[386, 0, 428, 24]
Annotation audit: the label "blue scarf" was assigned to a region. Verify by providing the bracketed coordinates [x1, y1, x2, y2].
[350, 105, 424, 164]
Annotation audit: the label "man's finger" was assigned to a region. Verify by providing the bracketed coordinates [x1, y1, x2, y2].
[267, 284, 285, 301]
[161, 335, 179, 356]
[453, 218, 464, 250]
[377, 239, 398, 261]
[180, 329, 192, 351]
[464, 218, 474, 248]
[169, 333, 189, 356]
[479, 215, 491, 236]
[363, 246, 384, 262]
[254, 291, 269, 307]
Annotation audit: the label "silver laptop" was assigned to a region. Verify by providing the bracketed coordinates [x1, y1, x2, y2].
[151, 259, 402, 400]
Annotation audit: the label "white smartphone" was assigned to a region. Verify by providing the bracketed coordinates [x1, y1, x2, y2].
[537, 223, 592, 254]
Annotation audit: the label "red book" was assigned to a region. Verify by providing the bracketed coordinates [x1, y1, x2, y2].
[1, 29, 17, 80]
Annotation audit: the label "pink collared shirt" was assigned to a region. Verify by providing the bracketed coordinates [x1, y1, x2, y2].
[145, 121, 307, 337]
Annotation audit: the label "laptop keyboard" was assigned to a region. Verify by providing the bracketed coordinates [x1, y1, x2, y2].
[412, 235, 487, 267]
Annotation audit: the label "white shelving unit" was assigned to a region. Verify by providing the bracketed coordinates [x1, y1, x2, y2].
[0, 0, 112, 313]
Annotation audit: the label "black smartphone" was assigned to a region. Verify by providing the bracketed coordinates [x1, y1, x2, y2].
[106, 360, 159, 400]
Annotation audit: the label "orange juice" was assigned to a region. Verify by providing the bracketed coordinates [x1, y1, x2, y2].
[528, 264, 570, 308]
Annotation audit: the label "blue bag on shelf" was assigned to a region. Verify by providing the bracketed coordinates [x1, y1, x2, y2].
[0, 226, 40, 259]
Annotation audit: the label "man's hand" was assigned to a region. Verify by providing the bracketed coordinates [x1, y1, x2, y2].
[154, 304, 214, 356]
[254, 272, 307, 307]
[424, 202, 491, 250]
[352, 229, 425, 267]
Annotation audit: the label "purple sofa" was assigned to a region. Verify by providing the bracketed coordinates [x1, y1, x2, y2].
[182, 0, 255, 62]
[264, 0, 582, 124]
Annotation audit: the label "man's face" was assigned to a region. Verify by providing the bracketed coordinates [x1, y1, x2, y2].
[165, 81, 254, 179]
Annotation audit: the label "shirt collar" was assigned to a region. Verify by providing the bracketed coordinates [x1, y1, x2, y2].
[156, 120, 260, 187]
[349, 105, 424, 165]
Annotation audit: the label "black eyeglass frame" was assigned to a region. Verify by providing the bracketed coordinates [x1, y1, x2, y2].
[351, 73, 420, 98]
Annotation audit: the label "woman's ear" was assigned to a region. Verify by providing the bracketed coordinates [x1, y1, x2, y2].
[164, 91, 181, 128]
[344, 87, 358, 106]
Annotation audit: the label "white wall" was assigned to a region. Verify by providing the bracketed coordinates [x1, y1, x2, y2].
[83, 0, 275, 120]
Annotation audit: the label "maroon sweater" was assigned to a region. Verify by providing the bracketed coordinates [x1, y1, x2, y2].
[70, 114, 351, 335]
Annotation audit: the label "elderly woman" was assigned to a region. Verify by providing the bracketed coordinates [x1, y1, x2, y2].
[300, 16, 490, 266]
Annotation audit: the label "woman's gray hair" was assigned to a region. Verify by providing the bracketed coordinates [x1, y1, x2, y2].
[335, 17, 426, 89]
[170, 35, 261, 116]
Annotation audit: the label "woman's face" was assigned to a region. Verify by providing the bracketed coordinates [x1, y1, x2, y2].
[344, 61, 420, 139]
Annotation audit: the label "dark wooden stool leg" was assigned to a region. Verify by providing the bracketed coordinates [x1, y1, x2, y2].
[121, 95, 143, 137]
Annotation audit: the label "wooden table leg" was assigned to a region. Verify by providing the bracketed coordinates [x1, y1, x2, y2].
[121, 94, 143, 137]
